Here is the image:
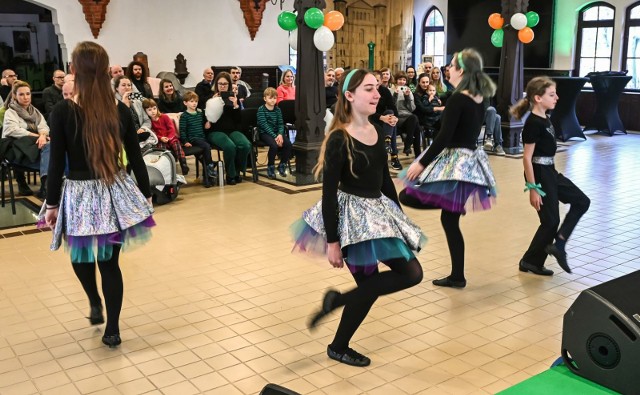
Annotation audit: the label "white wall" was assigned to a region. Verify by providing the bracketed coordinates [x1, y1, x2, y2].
[29, 0, 294, 86]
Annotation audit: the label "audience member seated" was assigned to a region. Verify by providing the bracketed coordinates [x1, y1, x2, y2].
[414, 75, 444, 145]
[276, 69, 296, 104]
[42, 70, 66, 120]
[257, 87, 292, 179]
[483, 99, 505, 155]
[431, 66, 448, 96]
[179, 91, 216, 188]
[324, 69, 338, 109]
[380, 67, 395, 93]
[62, 80, 74, 99]
[126, 61, 153, 99]
[418, 61, 433, 77]
[205, 72, 251, 185]
[157, 79, 185, 114]
[230, 66, 250, 101]
[1, 69, 18, 104]
[393, 71, 423, 157]
[406, 66, 417, 92]
[143, 98, 189, 174]
[334, 67, 345, 85]
[370, 70, 401, 171]
[1, 80, 50, 198]
[442, 65, 454, 90]
[114, 76, 157, 149]
[195, 68, 214, 109]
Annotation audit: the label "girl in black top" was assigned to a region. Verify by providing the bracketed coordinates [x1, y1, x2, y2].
[43, 42, 154, 349]
[292, 69, 426, 367]
[511, 76, 590, 276]
[401, 48, 498, 289]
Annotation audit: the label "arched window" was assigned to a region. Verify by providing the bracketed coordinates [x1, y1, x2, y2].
[623, 1, 640, 89]
[575, 2, 615, 77]
[423, 7, 445, 68]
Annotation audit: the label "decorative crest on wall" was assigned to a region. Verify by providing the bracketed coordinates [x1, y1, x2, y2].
[239, 0, 267, 40]
[78, 0, 110, 39]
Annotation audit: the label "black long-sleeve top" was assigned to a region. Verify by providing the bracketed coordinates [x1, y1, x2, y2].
[370, 86, 398, 125]
[210, 101, 241, 134]
[46, 100, 152, 206]
[419, 92, 484, 167]
[322, 127, 400, 243]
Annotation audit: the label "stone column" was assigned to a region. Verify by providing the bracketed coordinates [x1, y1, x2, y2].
[496, 0, 528, 154]
[292, 0, 327, 176]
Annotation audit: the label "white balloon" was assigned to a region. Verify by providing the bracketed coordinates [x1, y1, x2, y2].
[510, 13, 527, 30]
[313, 26, 334, 52]
[289, 30, 298, 51]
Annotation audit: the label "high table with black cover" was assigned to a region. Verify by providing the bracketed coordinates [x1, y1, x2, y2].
[583, 75, 632, 136]
[550, 77, 589, 141]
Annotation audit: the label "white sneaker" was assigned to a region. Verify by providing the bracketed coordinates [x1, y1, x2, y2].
[494, 145, 506, 155]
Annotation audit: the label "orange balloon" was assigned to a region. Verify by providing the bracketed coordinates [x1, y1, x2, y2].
[488, 13, 504, 30]
[324, 10, 345, 31]
[518, 27, 535, 44]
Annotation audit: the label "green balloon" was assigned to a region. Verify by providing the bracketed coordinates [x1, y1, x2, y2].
[491, 29, 504, 48]
[304, 7, 324, 29]
[526, 11, 540, 28]
[278, 11, 297, 31]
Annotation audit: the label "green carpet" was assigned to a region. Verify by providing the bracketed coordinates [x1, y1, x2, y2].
[497, 365, 621, 394]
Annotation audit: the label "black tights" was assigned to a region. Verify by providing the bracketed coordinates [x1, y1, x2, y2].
[441, 210, 465, 281]
[329, 258, 423, 352]
[72, 246, 123, 336]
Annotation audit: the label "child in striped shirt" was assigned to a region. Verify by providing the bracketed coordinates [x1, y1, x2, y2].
[257, 87, 292, 179]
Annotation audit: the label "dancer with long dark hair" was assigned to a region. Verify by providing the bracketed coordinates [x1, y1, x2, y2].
[292, 69, 426, 367]
[43, 41, 155, 348]
[401, 48, 497, 289]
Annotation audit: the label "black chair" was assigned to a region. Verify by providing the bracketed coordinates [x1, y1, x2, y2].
[239, 108, 259, 182]
[278, 99, 296, 126]
[1, 159, 17, 215]
[171, 114, 223, 183]
[242, 94, 265, 109]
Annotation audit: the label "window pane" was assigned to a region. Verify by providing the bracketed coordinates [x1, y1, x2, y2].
[434, 10, 444, 26]
[434, 56, 444, 68]
[434, 32, 445, 56]
[599, 6, 614, 20]
[425, 32, 434, 55]
[594, 57, 611, 71]
[426, 12, 435, 26]
[583, 7, 599, 21]
[579, 58, 595, 76]
[581, 28, 598, 57]
[628, 27, 640, 57]
[595, 27, 613, 57]
[631, 5, 640, 19]
[626, 59, 640, 89]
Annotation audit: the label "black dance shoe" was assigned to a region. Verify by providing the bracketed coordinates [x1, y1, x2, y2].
[102, 334, 121, 348]
[519, 260, 554, 276]
[226, 177, 236, 185]
[545, 244, 572, 274]
[327, 345, 371, 367]
[308, 289, 340, 331]
[87, 305, 104, 325]
[432, 277, 467, 289]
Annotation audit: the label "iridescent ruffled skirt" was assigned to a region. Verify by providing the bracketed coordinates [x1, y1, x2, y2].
[291, 190, 427, 274]
[39, 172, 155, 263]
[400, 147, 497, 214]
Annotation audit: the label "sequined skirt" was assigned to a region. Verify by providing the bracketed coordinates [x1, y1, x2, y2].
[400, 147, 497, 213]
[39, 172, 155, 263]
[291, 190, 427, 273]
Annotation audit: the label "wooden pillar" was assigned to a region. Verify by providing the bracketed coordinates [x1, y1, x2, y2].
[496, 0, 528, 154]
[292, 0, 327, 178]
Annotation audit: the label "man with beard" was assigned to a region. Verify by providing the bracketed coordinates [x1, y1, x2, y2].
[126, 61, 153, 98]
[230, 66, 250, 101]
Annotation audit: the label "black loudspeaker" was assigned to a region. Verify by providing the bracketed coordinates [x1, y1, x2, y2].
[259, 383, 301, 395]
[562, 270, 640, 395]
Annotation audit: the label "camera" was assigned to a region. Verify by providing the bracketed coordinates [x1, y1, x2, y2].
[399, 86, 407, 92]
[127, 92, 144, 101]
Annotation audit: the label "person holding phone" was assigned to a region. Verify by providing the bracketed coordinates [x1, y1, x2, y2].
[114, 76, 157, 149]
[205, 72, 251, 185]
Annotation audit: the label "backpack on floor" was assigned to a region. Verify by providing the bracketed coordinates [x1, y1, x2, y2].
[137, 148, 181, 205]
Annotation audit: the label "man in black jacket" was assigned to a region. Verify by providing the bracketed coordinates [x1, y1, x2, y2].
[42, 70, 65, 119]
[195, 68, 214, 109]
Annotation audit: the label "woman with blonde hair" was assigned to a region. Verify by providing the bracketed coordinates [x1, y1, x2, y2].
[401, 48, 498, 289]
[43, 41, 155, 348]
[276, 69, 296, 103]
[292, 69, 426, 367]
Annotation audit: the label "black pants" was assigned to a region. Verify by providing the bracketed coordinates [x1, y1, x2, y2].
[259, 133, 292, 166]
[189, 138, 213, 167]
[522, 165, 590, 267]
[72, 246, 123, 336]
[329, 258, 423, 351]
[399, 114, 422, 156]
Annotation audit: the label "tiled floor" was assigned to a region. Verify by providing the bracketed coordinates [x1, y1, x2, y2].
[1, 132, 639, 394]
